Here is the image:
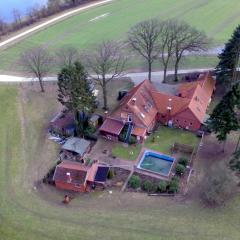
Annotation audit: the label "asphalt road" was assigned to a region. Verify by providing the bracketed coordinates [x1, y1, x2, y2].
[0, 68, 213, 85]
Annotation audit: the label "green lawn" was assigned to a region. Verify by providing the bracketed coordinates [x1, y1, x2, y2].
[112, 144, 141, 161]
[0, 84, 240, 240]
[145, 127, 199, 155]
[112, 126, 199, 161]
[0, 0, 240, 73]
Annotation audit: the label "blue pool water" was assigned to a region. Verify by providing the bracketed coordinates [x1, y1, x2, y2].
[137, 150, 175, 176]
[0, 0, 47, 22]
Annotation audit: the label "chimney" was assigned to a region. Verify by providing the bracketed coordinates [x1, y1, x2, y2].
[132, 98, 137, 105]
[66, 172, 72, 183]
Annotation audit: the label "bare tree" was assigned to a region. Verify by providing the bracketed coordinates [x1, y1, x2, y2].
[0, 17, 7, 38]
[12, 9, 22, 28]
[47, 0, 61, 14]
[56, 46, 79, 69]
[172, 21, 209, 81]
[84, 40, 127, 110]
[20, 47, 52, 92]
[159, 20, 176, 82]
[27, 5, 40, 24]
[127, 19, 162, 81]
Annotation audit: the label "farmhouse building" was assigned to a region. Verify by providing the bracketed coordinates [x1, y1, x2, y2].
[53, 161, 110, 192]
[100, 72, 215, 142]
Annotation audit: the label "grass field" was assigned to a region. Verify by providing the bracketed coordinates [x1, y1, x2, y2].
[0, 83, 240, 240]
[0, 0, 240, 73]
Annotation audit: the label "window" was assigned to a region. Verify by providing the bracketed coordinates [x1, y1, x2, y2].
[127, 114, 132, 122]
[190, 122, 193, 126]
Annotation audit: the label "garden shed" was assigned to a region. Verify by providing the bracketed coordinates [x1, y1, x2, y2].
[61, 137, 91, 161]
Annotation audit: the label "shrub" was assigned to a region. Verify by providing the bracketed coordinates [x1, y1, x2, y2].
[178, 157, 189, 167]
[158, 180, 167, 192]
[175, 164, 186, 176]
[171, 176, 180, 183]
[142, 180, 154, 192]
[201, 165, 236, 207]
[128, 136, 137, 145]
[128, 175, 141, 189]
[85, 125, 97, 135]
[168, 178, 179, 193]
[152, 183, 158, 193]
[119, 132, 126, 142]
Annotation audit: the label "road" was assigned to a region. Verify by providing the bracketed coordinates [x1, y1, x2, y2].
[0, 68, 213, 85]
[0, 0, 113, 49]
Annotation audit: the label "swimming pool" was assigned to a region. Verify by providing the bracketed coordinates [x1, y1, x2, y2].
[137, 150, 175, 176]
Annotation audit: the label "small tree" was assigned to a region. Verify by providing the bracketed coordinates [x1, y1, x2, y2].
[57, 62, 96, 136]
[84, 40, 126, 110]
[127, 19, 162, 81]
[128, 175, 141, 189]
[216, 25, 240, 87]
[20, 47, 52, 92]
[172, 21, 209, 81]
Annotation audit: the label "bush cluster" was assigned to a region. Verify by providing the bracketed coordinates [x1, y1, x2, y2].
[168, 177, 179, 193]
[178, 157, 189, 167]
[175, 164, 186, 176]
[129, 175, 141, 189]
[129, 176, 180, 194]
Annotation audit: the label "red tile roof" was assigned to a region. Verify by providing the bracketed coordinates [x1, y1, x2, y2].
[99, 118, 124, 135]
[53, 161, 89, 184]
[112, 80, 158, 128]
[53, 161, 108, 186]
[132, 127, 147, 137]
[101, 72, 215, 134]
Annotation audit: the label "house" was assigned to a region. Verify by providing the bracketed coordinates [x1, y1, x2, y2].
[53, 161, 110, 192]
[61, 137, 91, 162]
[100, 72, 215, 142]
[100, 79, 158, 142]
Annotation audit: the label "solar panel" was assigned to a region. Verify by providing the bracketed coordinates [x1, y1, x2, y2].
[94, 166, 109, 182]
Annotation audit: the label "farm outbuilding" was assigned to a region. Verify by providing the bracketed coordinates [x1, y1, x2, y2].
[61, 137, 91, 162]
[49, 111, 75, 136]
[53, 161, 110, 192]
